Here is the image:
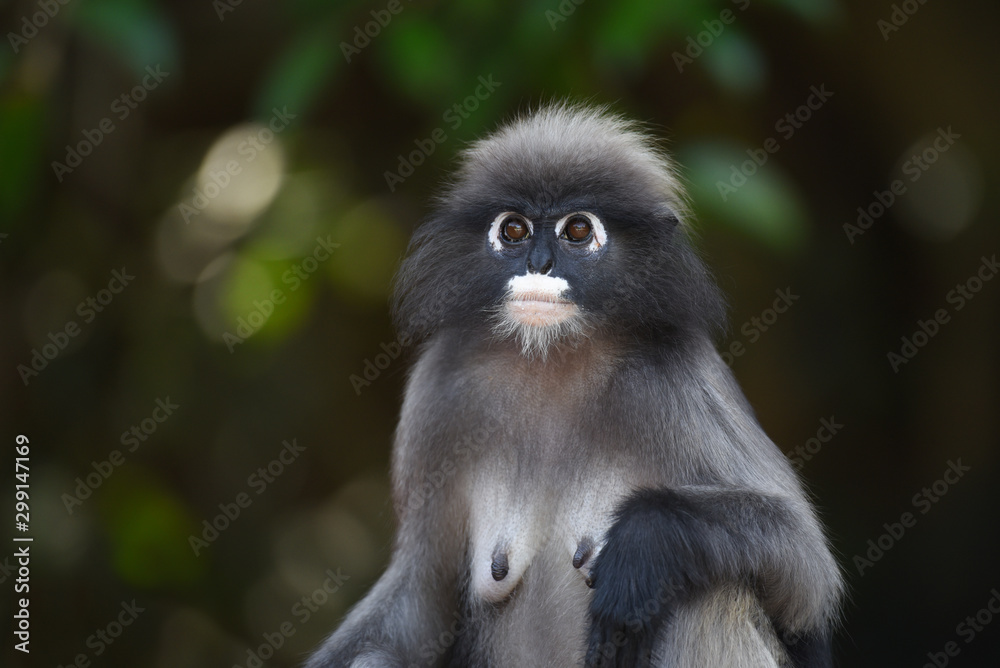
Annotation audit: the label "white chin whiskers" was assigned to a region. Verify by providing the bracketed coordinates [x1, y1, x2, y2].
[491, 274, 587, 359]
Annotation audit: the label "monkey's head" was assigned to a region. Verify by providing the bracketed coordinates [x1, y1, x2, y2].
[393, 103, 725, 358]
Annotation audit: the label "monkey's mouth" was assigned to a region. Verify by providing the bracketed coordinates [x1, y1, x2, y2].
[506, 293, 577, 327]
[501, 273, 579, 329]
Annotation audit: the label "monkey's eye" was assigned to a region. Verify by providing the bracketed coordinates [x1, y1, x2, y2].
[500, 215, 530, 243]
[555, 212, 606, 252]
[562, 215, 592, 242]
[488, 212, 534, 251]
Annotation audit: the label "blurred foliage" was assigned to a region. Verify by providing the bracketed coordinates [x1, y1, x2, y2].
[1, 0, 999, 667]
[69, 0, 179, 77]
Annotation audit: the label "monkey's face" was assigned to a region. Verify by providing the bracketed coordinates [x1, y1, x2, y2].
[393, 190, 719, 358]
[486, 209, 607, 357]
[391, 106, 726, 356]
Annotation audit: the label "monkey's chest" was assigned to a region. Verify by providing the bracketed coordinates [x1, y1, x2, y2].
[457, 469, 632, 664]
[464, 467, 632, 604]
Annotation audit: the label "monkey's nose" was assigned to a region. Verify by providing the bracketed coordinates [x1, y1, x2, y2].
[526, 257, 553, 274]
[526, 241, 554, 275]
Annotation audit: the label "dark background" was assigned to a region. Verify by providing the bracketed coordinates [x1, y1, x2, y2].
[1, 0, 998, 666]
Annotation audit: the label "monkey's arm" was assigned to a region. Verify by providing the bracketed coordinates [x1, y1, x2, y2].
[307, 345, 472, 667]
[304, 521, 462, 668]
[584, 486, 840, 668]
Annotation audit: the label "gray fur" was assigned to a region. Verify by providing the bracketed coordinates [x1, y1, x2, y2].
[307, 104, 842, 668]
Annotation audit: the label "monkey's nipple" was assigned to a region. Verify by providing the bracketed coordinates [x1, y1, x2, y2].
[572, 537, 594, 569]
[573, 537, 597, 588]
[491, 547, 509, 581]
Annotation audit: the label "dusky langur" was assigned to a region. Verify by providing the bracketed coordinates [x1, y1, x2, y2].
[308, 103, 842, 668]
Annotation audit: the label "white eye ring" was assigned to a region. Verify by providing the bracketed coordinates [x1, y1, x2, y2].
[489, 213, 533, 252]
[554, 211, 606, 252]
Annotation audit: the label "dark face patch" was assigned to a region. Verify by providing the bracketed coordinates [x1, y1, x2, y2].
[391, 106, 726, 349]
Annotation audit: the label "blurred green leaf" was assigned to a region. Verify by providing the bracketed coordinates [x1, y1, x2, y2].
[254, 25, 341, 121]
[101, 470, 204, 588]
[252, 172, 345, 259]
[70, 0, 179, 77]
[703, 30, 767, 95]
[380, 16, 461, 104]
[221, 254, 277, 323]
[445, 0, 502, 25]
[217, 241, 319, 347]
[680, 140, 809, 254]
[0, 94, 45, 222]
[594, 0, 692, 68]
[510, 0, 561, 49]
[767, 0, 844, 24]
[327, 200, 406, 303]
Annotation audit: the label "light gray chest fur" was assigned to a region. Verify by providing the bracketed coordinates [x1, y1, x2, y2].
[397, 341, 648, 663]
